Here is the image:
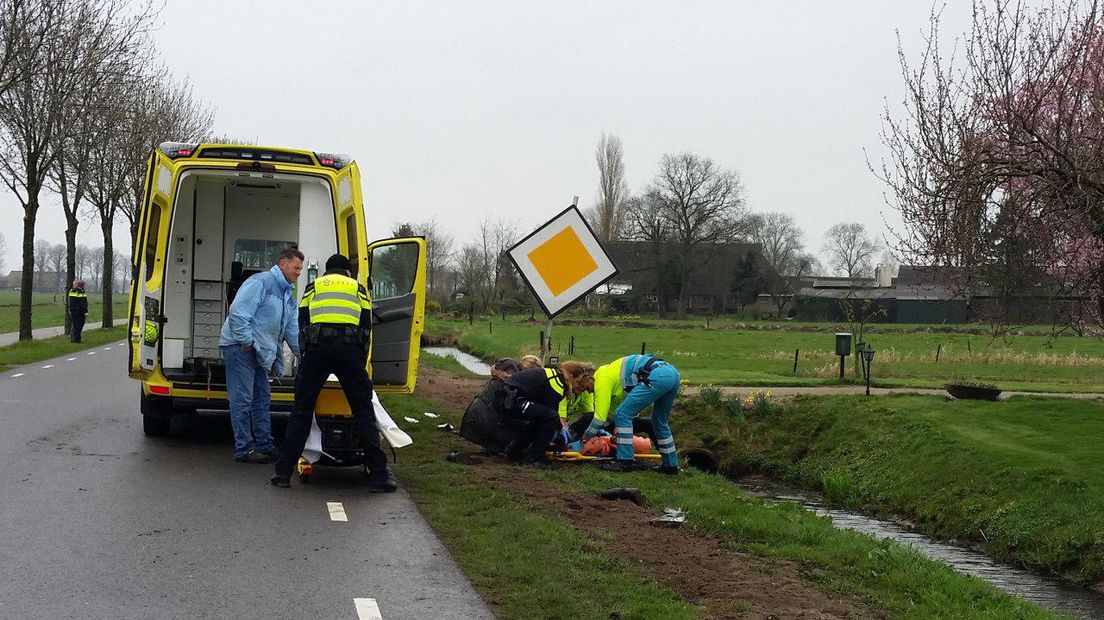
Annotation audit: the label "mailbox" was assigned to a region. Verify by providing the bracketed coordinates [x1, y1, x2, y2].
[835, 332, 853, 357]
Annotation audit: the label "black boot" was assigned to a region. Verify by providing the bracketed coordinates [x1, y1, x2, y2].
[369, 467, 399, 493]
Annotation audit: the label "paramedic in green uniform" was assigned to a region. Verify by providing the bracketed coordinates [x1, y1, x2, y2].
[583, 355, 681, 473]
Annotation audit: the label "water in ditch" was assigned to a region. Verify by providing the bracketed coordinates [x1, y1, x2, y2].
[423, 346, 491, 376]
[733, 475, 1104, 619]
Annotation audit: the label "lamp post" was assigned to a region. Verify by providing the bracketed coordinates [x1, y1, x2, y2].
[863, 345, 876, 395]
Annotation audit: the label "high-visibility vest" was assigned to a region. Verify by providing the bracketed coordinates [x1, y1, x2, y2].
[299, 273, 371, 325]
[545, 367, 566, 397]
[68, 289, 86, 299]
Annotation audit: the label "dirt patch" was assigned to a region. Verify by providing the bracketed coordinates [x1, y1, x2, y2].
[414, 364, 485, 413]
[482, 461, 870, 620]
[416, 364, 875, 619]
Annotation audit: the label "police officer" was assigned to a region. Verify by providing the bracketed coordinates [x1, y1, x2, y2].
[498, 360, 593, 467]
[271, 253, 397, 492]
[68, 279, 88, 343]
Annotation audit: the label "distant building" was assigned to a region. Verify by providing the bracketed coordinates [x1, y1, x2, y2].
[3, 270, 63, 292]
[596, 241, 782, 314]
[790, 264, 1083, 324]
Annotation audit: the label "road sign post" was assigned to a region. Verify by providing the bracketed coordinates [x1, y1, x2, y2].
[508, 202, 618, 364]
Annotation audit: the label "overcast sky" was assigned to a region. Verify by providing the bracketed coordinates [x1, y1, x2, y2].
[0, 0, 975, 276]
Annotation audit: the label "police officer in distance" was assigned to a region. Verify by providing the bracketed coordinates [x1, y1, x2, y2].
[271, 253, 398, 491]
[68, 279, 88, 343]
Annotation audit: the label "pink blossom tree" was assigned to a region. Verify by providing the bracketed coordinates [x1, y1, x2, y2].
[878, 0, 1104, 333]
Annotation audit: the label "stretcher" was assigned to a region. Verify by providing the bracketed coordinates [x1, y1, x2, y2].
[546, 451, 663, 462]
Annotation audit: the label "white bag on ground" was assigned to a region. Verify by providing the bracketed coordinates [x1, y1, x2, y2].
[374, 392, 413, 449]
[302, 416, 332, 464]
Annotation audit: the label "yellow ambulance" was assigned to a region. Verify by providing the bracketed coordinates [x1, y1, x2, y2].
[127, 142, 426, 437]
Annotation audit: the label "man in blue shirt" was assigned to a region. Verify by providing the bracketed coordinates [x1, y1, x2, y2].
[219, 248, 303, 463]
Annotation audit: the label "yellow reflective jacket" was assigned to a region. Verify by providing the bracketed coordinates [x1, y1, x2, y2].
[299, 272, 372, 326]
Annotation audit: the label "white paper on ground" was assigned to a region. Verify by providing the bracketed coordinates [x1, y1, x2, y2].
[374, 392, 413, 449]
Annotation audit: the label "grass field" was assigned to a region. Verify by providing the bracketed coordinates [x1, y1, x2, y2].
[0, 291, 128, 333]
[0, 325, 126, 372]
[676, 390, 1104, 585]
[383, 375, 1060, 619]
[428, 316, 1104, 393]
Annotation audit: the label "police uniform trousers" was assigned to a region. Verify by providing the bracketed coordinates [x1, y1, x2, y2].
[499, 397, 560, 463]
[70, 314, 85, 343]
[275, 336, 388, 479]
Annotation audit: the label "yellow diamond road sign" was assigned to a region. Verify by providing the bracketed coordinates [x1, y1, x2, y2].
[508, 206, 618, 317]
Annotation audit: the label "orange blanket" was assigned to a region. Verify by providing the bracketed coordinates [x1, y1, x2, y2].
[580, 435, 654, 456]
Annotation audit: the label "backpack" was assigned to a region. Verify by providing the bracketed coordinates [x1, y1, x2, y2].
[460, 378, 525, 453]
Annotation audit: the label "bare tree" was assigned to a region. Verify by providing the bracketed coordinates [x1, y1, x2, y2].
[586, 133, 628, 242]
[46, 240, 64, 290]
[747, 212, 812, 317]
[74, 242, 89, 279]
[86, 244, 102, 291]
[33, 237, 48, 287]
[404, 218, 454, 301]
[0, 231, 5, 272]
[473, 217, 518, 308]
[622, 190, 674, 317]
[111, 247, 125, 292]
[822, 222, 880, 278]
[0, 0, 155, 340]
[749, 213, 808, 276]
[878, 249, 899, 278]
[646, 152, 747, 317]
[0, 0, 56, 99]
[454, 243, 489, 307]
[118, 73, 213, 256]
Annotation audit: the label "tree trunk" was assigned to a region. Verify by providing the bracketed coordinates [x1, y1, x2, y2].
[19, 196, 40, 341]
[64, 217, 78, 334]
[129, 220, 139, 267]
[101, 218, 113, 328]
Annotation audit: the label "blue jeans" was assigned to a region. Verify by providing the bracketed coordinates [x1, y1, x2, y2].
[221, 345, 274, 459]
[614, 362, 680, 467]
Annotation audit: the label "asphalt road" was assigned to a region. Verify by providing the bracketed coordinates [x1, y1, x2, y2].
[0, 343, 494, 620]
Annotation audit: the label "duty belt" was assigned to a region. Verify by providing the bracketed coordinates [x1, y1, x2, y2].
[307, 324, 363, 344]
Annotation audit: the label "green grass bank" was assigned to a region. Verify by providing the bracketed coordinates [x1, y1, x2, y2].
[380, 375, 1060, 618]
[0, 326, 126, 372]
[0, 290, 127, 333]
[677, 390, 1104, 586]
[426, 317, 1104, 393]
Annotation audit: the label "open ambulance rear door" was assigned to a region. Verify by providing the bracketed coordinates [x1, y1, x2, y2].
[128, 149, 178, 379]
[367, 237, 427, 393]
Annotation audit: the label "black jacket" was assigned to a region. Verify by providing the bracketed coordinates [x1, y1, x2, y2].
[68, 288, 88, 317]
[505, 367, 566, 410]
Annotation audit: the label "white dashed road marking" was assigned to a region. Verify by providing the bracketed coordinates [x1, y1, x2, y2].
[354, 598, 382, 620]
[103, 347, 111, 350]
[41, 365, 53, 369]
[86, 352, 95, 355]
[11, 373, 24, 378]
[66, 358, 75, 361]
[327, 502, 348, 522]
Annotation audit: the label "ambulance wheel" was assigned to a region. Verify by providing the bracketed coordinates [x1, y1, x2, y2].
[140, 390, 172, 436]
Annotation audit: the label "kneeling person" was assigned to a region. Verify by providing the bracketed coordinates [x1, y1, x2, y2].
[271, 254, 396, 492]
[585, 355, 681, 473]
[498, 360, 591, 466]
